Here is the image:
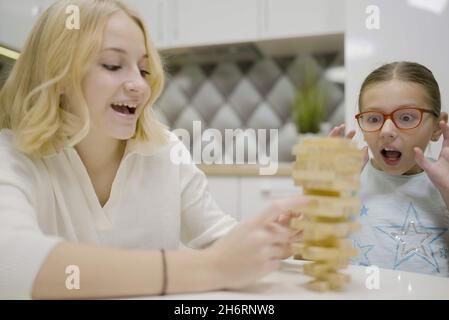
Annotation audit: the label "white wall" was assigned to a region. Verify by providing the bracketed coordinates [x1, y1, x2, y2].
[345, 0, 449, 156]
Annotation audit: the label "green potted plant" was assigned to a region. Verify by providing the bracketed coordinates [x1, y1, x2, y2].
[292, 63, 327, 134]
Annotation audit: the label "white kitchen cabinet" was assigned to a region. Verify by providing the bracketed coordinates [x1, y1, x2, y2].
[239, 177, 301, 221]
[120, 0, 261, 49]
[260, 0, 344, 40]
[0, 0, 170, 50]
[167, 0, 260, 48]
[0, 0, 53, 50]
[0, 0, 346, 52]
[206, 177, 240, 220]
[123, 0, 171, 49]
[125, 0, 345, 49]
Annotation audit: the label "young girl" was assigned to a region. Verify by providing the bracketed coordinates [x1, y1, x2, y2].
[0, 0, 303, 299]
[332, 61, 449, 276]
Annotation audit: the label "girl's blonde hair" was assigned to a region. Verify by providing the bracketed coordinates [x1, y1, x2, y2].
[0, 0, 167, 157]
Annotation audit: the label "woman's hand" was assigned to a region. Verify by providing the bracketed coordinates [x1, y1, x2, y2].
[329, 123, 369, 169]
[414, 121, 449, 208]
[206, 196, 308, 290]
[273, 211, 303, 259]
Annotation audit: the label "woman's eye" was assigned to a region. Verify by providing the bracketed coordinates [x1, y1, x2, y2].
[140, 70, 150, 77]
[102, 64, 122, 71]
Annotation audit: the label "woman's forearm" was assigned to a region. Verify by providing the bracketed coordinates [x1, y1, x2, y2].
[31, 197, 304, 299]
[31, 242, 223, 299]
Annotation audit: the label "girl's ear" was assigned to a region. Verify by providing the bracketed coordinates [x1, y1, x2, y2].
[431, 111, 448, 141]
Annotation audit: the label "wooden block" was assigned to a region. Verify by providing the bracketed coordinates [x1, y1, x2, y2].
[295, 220, 360, 240]
[298, 243, 358, 261]
[304, 263, 337, 277]
[292, 137, 357, 155]
[303, 266, 351, 290]
[292, 170, 361, 182]
[294, 172, 362, 185]
[293, 178, 360, 193]
[291, 239, 359, 258]
[291, 242, 306, 255]
[305, 280, 330, 292]
[294, 157, 363, 174]
[291, 136, 362, 292]
[303, 262, 347, 275]
[291, 216, 357, 232]
[294, 195, 361, 219]
[303, 189, 342, 197]
[293, 254, 304, 260]
[326, 272, 350, 288]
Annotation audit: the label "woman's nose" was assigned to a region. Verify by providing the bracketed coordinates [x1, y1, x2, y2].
[124, 70, 149, 94]
[124, 81, 141, 93]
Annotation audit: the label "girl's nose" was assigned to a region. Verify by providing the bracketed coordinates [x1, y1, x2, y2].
[379, 118, 397, 139]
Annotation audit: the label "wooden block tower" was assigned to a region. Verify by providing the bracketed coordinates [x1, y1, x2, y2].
[290, 137, 363, 292]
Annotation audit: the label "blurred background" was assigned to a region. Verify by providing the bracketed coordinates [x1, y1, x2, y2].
[1, 0, 448, 220]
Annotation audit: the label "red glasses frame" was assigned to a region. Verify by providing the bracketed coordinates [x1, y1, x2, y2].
[355, 107, 437, 132]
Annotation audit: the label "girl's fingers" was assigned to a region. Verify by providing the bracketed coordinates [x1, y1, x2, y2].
[414, 147, 430, 172]
[329, 124, 345, 137]
[328, 124, 357, 141]
[328, 127, 340, 137]
[346, 129, 356, 139]
[440, 121, 449, 146]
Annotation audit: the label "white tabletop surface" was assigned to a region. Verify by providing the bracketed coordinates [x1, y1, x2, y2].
[143, 259, 449, 300]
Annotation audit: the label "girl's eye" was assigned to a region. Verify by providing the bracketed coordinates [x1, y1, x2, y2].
[399, 114, 415, 122]
[102, 64, 122, 71]
[367, 115, 381, 123]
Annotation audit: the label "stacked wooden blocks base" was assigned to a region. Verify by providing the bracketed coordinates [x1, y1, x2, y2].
[291, 137, 363, 292]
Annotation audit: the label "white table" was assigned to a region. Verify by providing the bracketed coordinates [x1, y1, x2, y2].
[144, 260, 449, 300]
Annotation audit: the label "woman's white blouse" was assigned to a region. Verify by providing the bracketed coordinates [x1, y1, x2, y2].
[0, 129, 237, 298]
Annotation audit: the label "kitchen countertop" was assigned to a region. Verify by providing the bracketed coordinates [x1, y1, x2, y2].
[197, 163, 294, 177]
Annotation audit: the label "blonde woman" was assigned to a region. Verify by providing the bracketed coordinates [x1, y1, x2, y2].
[0, 0, 304, 299]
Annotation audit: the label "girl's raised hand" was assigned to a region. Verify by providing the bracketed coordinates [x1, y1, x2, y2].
[414, 121, 449, 194]
[328, 123, 369, 169]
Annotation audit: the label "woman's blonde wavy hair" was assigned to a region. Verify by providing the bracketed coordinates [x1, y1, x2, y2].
[0, 0, 167, 157]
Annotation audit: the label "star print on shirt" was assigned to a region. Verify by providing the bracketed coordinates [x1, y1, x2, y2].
[440, 247, 448, 259]
[353, 240, 374, 266]
[375, 202, 448, 272]
[360, 205, 369, 217]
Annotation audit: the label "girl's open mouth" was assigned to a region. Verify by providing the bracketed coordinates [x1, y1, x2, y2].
[381, 148, 402, 166]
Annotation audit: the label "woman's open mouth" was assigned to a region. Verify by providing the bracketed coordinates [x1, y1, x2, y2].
[110, 102, 137, 117]
[381, 148, 402, 166]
